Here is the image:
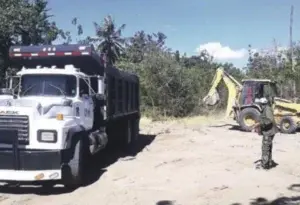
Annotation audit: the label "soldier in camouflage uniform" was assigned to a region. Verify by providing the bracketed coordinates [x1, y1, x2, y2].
[252, 97, 278, 169]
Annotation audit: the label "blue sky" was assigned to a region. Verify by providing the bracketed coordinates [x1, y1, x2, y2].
[49, 0, 300, 68]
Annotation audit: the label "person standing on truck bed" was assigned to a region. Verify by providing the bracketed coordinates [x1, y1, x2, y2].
[252, 97, 278, 170]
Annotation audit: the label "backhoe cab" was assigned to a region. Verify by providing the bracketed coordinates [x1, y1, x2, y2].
[233, 79, 278, 132]
[203, 67, 300, 134]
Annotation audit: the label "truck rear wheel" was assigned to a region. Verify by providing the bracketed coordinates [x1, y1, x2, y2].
[239, 108, 260, 132]
[128, 119, 139, 149]
[127, 120, 132, 145]
[131, 118, 139, 143]
[123, 119, 133, 151]
[63, 138, 85, 189]
[121, 119, 138, 152]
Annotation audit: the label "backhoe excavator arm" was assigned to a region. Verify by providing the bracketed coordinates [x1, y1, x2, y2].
[203, 67, 243, 118]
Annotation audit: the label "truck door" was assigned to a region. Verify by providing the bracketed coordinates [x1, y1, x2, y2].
[79, 78, 94, 129]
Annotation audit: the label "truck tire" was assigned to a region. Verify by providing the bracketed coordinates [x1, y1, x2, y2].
[279, 116, 297, 134]
[122, 119, 133, 151]
[121, 119, 137, 152]
[132, 118, 139, 143]
[127, 120, 132, 145]
[239, 108, 260, 132]
[128, 119, 139, 149]
[63, 138, 85, 189]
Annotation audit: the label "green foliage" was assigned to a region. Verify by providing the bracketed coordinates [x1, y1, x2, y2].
[116, 29, 246, 118]
[246, 43, 300, 100]
[0, 0, 65, 84]
[2, 4, 300, 118]
[86, 15, 127, 66]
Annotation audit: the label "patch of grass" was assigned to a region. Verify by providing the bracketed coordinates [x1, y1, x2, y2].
[140, 111, 226, 126]
[140, 117, 153, 126]
[180, 114, 225, 125]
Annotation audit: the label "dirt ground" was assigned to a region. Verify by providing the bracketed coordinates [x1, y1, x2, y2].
[1, 117, 300, 205]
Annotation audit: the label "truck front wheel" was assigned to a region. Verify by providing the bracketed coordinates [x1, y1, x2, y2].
[63, 137, 85, 189]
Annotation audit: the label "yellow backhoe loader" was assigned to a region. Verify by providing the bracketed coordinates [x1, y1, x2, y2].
[203, 67, 300, 134]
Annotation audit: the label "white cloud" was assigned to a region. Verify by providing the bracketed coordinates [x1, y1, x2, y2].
[195, 42, 248, 60]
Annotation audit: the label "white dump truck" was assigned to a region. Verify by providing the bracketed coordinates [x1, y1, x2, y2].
[0, 44, 140, 188]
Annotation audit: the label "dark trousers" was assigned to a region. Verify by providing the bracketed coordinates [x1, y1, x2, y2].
[261, 134, 275, 168]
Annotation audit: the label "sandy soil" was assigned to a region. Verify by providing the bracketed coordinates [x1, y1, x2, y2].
[1, 117, 300, 205]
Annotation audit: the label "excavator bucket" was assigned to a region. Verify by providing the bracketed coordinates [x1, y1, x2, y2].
[203, 88, 220, 106]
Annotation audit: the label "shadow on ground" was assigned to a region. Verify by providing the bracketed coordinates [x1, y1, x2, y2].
[209, 123, 242, 131]
[156, 200, 176, 205]
[210, 123, 300, 134]
[231, 184, 300, 205]
[0, 133, 156, 196]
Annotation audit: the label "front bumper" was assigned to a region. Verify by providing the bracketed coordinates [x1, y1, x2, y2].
[0, 149, 63, 181]
[0, 169, 61, 182]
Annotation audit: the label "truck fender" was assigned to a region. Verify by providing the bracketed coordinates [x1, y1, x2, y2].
[64, 125, 86, 149]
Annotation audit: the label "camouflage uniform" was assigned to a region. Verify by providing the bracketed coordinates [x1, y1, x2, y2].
[257, 101, 278, 169]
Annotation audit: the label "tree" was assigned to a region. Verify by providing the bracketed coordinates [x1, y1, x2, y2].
[123, 30, 168, 64]
[124, 30, 147, 63]
[91, 15, 126, 66]
[175, 50, 180, 62]
[0, 0, 64, 83]
[245, 43, 300, 100]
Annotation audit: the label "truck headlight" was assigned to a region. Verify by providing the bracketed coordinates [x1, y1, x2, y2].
[37, 130, 57, 143]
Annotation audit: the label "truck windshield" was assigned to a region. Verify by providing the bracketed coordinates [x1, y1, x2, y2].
[20, 74, 77, 97]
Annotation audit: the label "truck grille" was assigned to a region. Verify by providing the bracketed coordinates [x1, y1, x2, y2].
[0, 115, 29, 145]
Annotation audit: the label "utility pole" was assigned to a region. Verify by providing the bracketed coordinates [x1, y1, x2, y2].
[290, 5, 294, 72]
[289, 5, 297, 100]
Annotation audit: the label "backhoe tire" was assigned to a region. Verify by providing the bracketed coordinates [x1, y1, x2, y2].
[279, 116, 297, 134]
[239, 108, 260, 132]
